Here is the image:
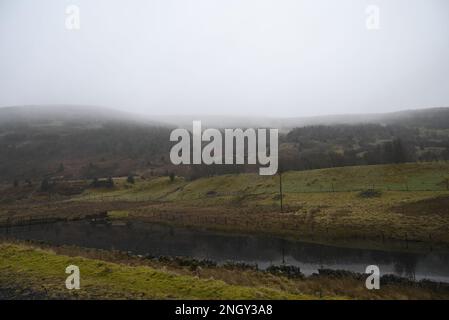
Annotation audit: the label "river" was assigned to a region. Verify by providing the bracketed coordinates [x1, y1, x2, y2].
[3, 220, 449, 282]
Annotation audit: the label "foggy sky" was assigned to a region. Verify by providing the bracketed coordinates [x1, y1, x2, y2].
[1, 0, 449, 117]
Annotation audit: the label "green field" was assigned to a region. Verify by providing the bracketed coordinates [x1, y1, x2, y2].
[78, 162, 449, 203]
[2, 163, 449, 299]
[65, 162, 449, 249]
[1, 162, 449, 250]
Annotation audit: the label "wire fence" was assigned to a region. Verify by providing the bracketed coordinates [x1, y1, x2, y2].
[0, 181, 448, 207]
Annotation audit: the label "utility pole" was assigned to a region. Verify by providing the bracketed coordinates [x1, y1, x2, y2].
[279, 168, 283, 213]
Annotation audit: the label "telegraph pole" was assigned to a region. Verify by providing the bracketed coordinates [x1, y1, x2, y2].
[279, 167, 283, 213]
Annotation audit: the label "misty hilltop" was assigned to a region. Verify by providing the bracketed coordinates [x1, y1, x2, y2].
[0, 105, 449, 182]
[0, 105, 168, 128]
[150, 107, 449, 130]
[2, 105, 449, 129]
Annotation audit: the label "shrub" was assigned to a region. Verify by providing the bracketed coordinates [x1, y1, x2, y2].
[266, 265, 303, 278]
[127, 175, 135, 184]
[358, 189, 382, 198]
[106, 177, 114, 188]
[40, 178, 50, 191]
[91, 177, 114, 188]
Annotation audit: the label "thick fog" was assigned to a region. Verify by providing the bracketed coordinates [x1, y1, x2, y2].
[0, 0, 448, 117]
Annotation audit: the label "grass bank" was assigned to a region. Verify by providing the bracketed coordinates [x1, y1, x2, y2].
[0, 243, 312, 300]
[2, 242, 449, 300]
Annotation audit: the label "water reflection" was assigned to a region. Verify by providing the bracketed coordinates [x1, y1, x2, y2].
[3, 220, 449, 282]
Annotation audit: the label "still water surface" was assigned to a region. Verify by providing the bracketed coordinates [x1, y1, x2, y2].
[4, 220, 449, 282]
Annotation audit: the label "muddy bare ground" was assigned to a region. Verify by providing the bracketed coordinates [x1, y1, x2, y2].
[393, 195, 449, 216]
[0, 200, 149, 226]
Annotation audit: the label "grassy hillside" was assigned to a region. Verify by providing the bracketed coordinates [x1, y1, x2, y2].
[0, 243, 310, 300]
[69, 162, 449, 249]
[79, 162, 449, 203]
[2, 163, 449, 299]
[2, 162, 449, 250]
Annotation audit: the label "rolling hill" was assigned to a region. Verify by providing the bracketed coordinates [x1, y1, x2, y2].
[0, 105, 449, 182]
